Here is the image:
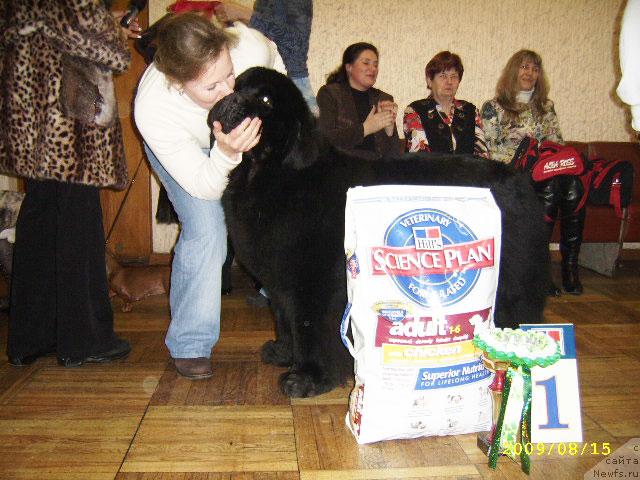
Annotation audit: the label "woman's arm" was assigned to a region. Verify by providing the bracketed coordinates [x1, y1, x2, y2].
[481, 100, 510, 163]
[403, 105, 429, 153]
[382, 123, 401, 157]
[473, 106, 490, 159]
[136, 113, 239, 200]
[541, 105, 564, 144]
[379, 103, 401, 157]
[316, 85, 365, 149]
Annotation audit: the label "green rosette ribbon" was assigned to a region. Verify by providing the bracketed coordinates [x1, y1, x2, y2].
[520, 366, 532, 474]
[472, 335, 561, 369]
[488, 366, 532, 474]
[474, 328, 561, 474]
[488, 365, 512, 470]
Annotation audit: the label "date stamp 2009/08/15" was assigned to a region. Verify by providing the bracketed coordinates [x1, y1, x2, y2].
[503, 442, 612, 457]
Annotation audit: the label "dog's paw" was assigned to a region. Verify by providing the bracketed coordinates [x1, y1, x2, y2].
[279, 370, 333, 398]
[261, 340, 293, 366]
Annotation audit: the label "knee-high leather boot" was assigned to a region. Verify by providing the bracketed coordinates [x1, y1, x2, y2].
[559, 176, 586, 295]
[534, 177, 561, 296]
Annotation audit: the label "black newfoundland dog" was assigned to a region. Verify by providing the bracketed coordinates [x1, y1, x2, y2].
[210, 67, 548, 398]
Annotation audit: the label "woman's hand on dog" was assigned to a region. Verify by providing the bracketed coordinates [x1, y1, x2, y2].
[212, 117, 262, 159]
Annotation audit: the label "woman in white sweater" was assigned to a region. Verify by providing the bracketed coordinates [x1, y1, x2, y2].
[135, 13, 281, 379]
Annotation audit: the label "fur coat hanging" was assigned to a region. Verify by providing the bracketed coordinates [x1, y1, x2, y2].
[0, 0, 131, 189]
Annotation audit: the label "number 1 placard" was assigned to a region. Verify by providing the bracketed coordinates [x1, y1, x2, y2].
[520, 324, 583, 443]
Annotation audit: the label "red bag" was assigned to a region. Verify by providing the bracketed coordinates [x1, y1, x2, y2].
[510, 136, 538, 171]
[531, 141, 586, 182]
[586, 158, 634, 218]
[511, 137, 590, 214]
[135, 1, 222, 63]
[167, 1, 220, 20]
[511, 138, 586, 180]
[511, 137, 636, 219]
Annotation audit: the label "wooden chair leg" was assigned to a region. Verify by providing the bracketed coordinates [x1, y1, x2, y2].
[615, 207, 629, 270]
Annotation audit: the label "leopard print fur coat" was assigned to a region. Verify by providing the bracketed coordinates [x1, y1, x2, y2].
[0, 0, 131, 189]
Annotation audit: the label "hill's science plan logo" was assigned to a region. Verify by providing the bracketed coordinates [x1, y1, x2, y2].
[369, 208, 495, 307]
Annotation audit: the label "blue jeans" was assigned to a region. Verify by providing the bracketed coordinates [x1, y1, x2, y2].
[145, 145, 226, 358]
[292, 76, 319, 116]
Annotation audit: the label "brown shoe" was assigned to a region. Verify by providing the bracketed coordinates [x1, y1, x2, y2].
[173, 357, 213, 380]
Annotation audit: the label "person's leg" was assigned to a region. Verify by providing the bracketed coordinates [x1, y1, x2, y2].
[534, 177, 561, 296]
[291, 76, 319, 117]
[146, 146, 226, 362]
[559, 176, 586, 295]
[7, 180, 57, 362]
[54, 181, 129, 363]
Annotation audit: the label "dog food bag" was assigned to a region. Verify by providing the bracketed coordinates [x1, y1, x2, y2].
[342, 185, 500, 444]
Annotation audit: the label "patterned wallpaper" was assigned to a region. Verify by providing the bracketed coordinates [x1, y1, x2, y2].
[149, 0, 633, 252]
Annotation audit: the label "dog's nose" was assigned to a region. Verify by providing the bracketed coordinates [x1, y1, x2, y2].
[209, 95, 245, 134]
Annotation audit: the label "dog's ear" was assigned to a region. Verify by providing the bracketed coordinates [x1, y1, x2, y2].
[282, 116, 320, 170]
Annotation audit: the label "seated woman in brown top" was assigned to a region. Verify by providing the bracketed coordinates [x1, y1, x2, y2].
[403, 51, 489, 158]
[316, 42, 400, 160]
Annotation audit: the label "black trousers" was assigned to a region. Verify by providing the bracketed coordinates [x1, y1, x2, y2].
[535, 175, 586, 251]
[7, 180, 118, 358]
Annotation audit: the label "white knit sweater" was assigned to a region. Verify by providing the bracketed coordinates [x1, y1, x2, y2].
[134, 22, 285, 200]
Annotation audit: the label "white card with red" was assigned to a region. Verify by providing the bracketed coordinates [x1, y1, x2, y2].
[520, 323, 583, 443]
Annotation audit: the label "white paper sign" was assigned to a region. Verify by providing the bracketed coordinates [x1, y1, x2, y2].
[520, 324, 583, 443]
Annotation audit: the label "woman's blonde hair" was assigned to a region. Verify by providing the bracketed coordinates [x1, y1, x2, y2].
[495, 49, 552, 123]
[154, 12, 231, 84]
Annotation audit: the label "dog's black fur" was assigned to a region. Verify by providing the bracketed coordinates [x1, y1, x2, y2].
[211, 67, 548, 398]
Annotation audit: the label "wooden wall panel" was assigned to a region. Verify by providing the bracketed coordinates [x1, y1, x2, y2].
[101, 0, 152, 261]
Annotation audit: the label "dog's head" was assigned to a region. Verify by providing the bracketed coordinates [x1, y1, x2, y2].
[208, 67, 318, 170]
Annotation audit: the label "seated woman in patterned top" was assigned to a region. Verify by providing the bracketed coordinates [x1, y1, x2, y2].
[481, 49, 584, 296]
[480, 49, 563, 163]
[403, 51, 489, 157]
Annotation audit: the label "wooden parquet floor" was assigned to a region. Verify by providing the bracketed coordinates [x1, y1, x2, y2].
[1, 262, 639, 480]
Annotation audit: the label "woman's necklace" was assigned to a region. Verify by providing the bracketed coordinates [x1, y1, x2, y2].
[435, 101, 454, 126]
[434, 100, 457, 150]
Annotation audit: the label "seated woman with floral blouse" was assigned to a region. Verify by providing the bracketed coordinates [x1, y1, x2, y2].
[480, 50, 562, 164]
[403, 51, 489, 158]
[481, 49, 583, 296]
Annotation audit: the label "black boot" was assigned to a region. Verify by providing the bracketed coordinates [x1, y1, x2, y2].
[559, 176, 586, 295]
[535, 178, 561, 297]
[543, 221, 561, 297]
[560, 210, 585, 295]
